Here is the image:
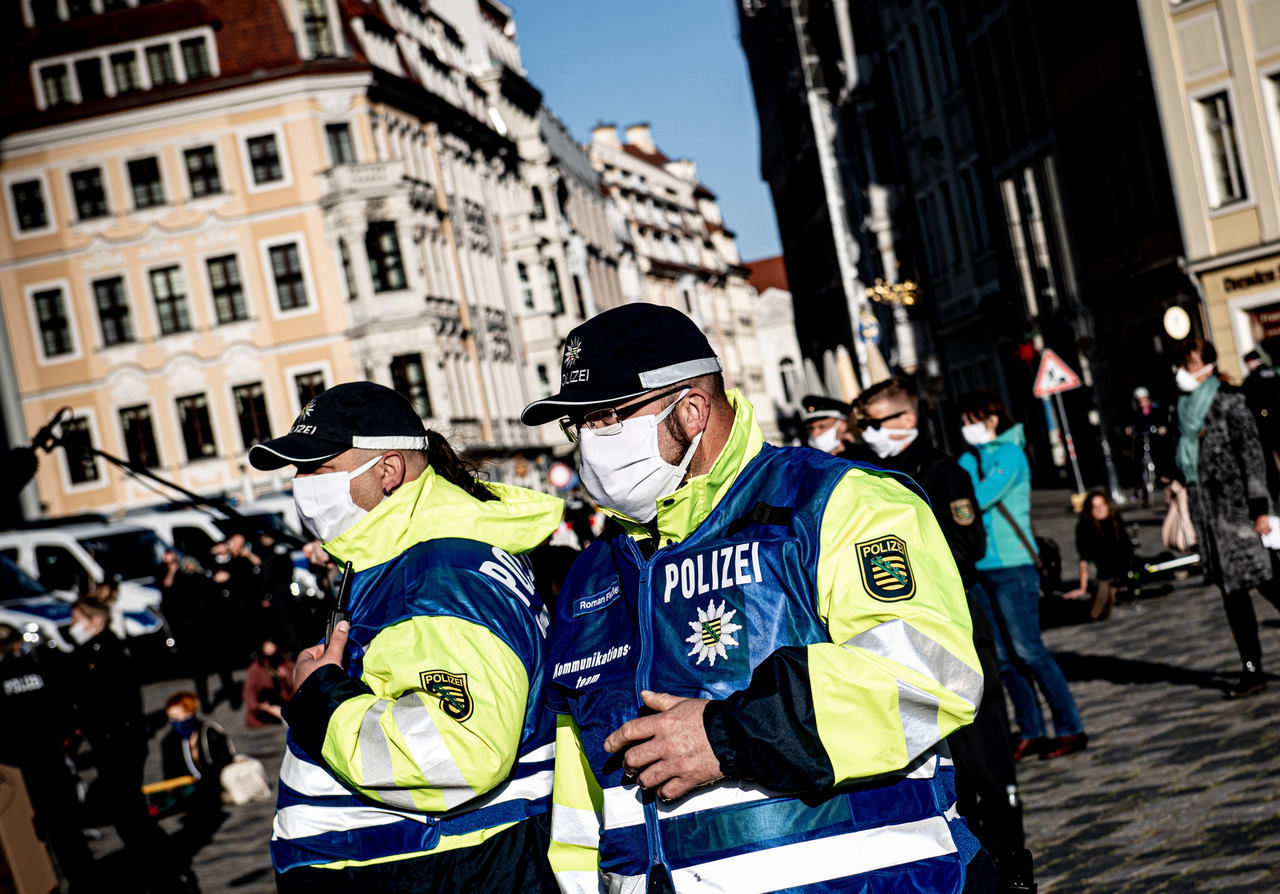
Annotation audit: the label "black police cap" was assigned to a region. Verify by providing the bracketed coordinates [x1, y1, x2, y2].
[248, 382, 428, 471]
[520, 303, 722, 426]
[800, 394, 852, 423]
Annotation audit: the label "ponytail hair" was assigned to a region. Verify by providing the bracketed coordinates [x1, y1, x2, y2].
[425, 430, 495, 502]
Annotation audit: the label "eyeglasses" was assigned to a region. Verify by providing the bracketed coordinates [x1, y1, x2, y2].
[855, 409, 909, 431]
[559, 387, 687, 443]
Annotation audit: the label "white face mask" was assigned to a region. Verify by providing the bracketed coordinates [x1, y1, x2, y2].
[808, 425, 843, 453]
[961, 421, 994, 446]
[293, 455, 382, 543]
[861, 425, 918, 458]
[578, 390, 703, 523]
[1176, 364, 1212, 393]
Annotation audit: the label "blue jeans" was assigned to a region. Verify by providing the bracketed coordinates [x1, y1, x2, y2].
[971, 566, 1084, 739]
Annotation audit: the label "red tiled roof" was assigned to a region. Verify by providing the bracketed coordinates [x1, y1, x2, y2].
[745, 255, 789, 293]
[621, 143, 671, 167]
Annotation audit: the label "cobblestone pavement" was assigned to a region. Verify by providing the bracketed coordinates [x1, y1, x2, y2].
[1020, 490, 1280, 893]
[81, 489, 1280, 893]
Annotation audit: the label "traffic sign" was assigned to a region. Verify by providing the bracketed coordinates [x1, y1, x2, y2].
[1032, 349, 1083, 398]
[547, 461, 574, 490]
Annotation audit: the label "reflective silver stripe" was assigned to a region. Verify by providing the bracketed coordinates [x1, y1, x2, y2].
[350, 435, 429, 449]
[280, 749, 349, 797]
[667, 814, 958, 893]
[638, 357, 722, 388]
[605, 872, 646, 894]
[904, 752, 939, 780]
[389, 693, 474, 810]
[898, 680, 942, 758]
[842, 619, 983, 707]
[601, 778, 779, 830]
[520, 742, 556, 764]
[552, 802, 601, 849]
[359, 700, 395, 787]
[461, 768, 554, 813]
[273, 802, 419, 841]
[553, 870, 605, 894]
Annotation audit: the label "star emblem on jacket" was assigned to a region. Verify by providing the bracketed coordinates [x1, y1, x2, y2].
[563, 336, 582, 368]
[685, 598, 742, 666]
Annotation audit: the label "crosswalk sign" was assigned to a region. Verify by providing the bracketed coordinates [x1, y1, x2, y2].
[1032, 349, 1083, 398]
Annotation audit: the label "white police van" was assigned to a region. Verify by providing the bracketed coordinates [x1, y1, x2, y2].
[0, 552, 77, 651]
[0, 522, 167, 642]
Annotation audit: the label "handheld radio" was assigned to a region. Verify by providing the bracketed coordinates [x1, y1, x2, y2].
[325, 561, 354, 664]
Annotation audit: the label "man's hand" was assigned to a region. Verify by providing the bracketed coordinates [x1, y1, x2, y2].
[294, 621, 348, 689]
[1256, 515, 1273, 537]
[603, 690, 723, 800]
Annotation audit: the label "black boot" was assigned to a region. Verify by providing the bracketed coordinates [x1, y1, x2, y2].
[1226, 660, 1267, 698]
[994, 847, 1037, 893]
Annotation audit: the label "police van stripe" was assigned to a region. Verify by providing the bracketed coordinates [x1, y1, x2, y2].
[666, 815, 959, 894]
[390, 693, 474, 809]
[842, 619, 983, 708]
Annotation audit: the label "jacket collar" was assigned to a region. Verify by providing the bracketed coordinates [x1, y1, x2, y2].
[325, 467, 564, 572]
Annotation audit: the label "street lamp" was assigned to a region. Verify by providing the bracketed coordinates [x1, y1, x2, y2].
[865, 278, 919, 306]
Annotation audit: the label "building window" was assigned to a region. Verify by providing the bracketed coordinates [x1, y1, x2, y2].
[779, 357, 797, 404]
[11, 180, 48, 231]
[66, 0, 93, 17]
[207, 254, 247, 323]
[30, 0, 59, 26]
[269, 243, 309, 310]
[928, 7, 956, 94]
[908, 26, 933, 111]
[247, 135, 283, 185]
[110, 50, 142, 93]
[128, 157, 165, 209]
[119, 404, 160, 469]
[325, 123, 355, 165]
[176, 393, 217, 460]
[546, 261, 564, 315]
[75, 58, 106, 101]
[536, 363, 551, 397]
[61, 416, 100, 484]
[179, 37, 212, 80]
[572, 273, 586, 318]
[961, 167, 989, 251]
[39, 64, 73, 107]
[93, 277, 134, 346]
[146, 44, 177, 86]
[184, 145, 222, 197]
[295, 371, 326, 408]
[150, 265, 192, 335]
[517, 261, 533, 310]
[300, 0, 337, 58]
[939, 182, 961, 267]
[531, 185, 546, 220]
[71, 168, 109, 220]
[366, 222, 406, 292]
[34, 288, 73, 358]
[232, 382, 271, 450]
[338, 238, 357, 300]
[390, 353, 431, 418]
[1198, 91, 1247, 208]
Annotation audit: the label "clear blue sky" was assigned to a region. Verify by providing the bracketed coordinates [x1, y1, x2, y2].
[511, 0, 783, 262]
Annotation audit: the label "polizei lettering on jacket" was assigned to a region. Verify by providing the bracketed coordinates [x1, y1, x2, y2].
[662, 541, 762, 603]
[552, 643, 631, 678]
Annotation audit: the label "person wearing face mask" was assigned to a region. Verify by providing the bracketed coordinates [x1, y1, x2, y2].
[241, 635, 295, 728]
[246, 381, 563, 893]
[956, 392, 1087, 765]
[1170, 339, 1280, 698]
[159, 691, 233, 853]
[848, 380, 1033, 891]
[520, 305, 993, 893]
[800, 395, 854, 454]
[69, 597, 199, 892]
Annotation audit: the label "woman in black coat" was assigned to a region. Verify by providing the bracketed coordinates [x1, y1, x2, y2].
[1172, 339, 1280, 697]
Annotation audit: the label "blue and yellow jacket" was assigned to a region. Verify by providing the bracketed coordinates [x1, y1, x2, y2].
[271, 468, 563, 878]
[547, 393, 983, 893]
[957, 423, 1038, 571]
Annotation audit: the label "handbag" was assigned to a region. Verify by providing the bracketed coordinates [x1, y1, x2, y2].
[1161, 481, 1197, 552]
[201, 723, 272, 805]
[994, 502, 1059, 593]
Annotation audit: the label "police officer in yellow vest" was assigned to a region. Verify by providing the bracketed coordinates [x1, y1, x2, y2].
[249, 382, 562, 892]
[521, 305, 994, 893]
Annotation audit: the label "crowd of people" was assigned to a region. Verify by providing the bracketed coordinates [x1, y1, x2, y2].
[6, 307, 1280, 894]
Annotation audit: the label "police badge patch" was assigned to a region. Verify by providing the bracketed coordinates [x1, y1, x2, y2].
[856, 535, 916, 602]
[950, 498, 976, 526]
[420, 670, 473, 722]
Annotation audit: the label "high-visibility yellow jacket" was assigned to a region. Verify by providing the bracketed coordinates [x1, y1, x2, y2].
[547, 392, 983, 893]
[272, 468, 563, 883]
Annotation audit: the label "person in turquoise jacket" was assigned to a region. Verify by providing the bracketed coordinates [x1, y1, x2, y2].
[957, 390, 1087, 763]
